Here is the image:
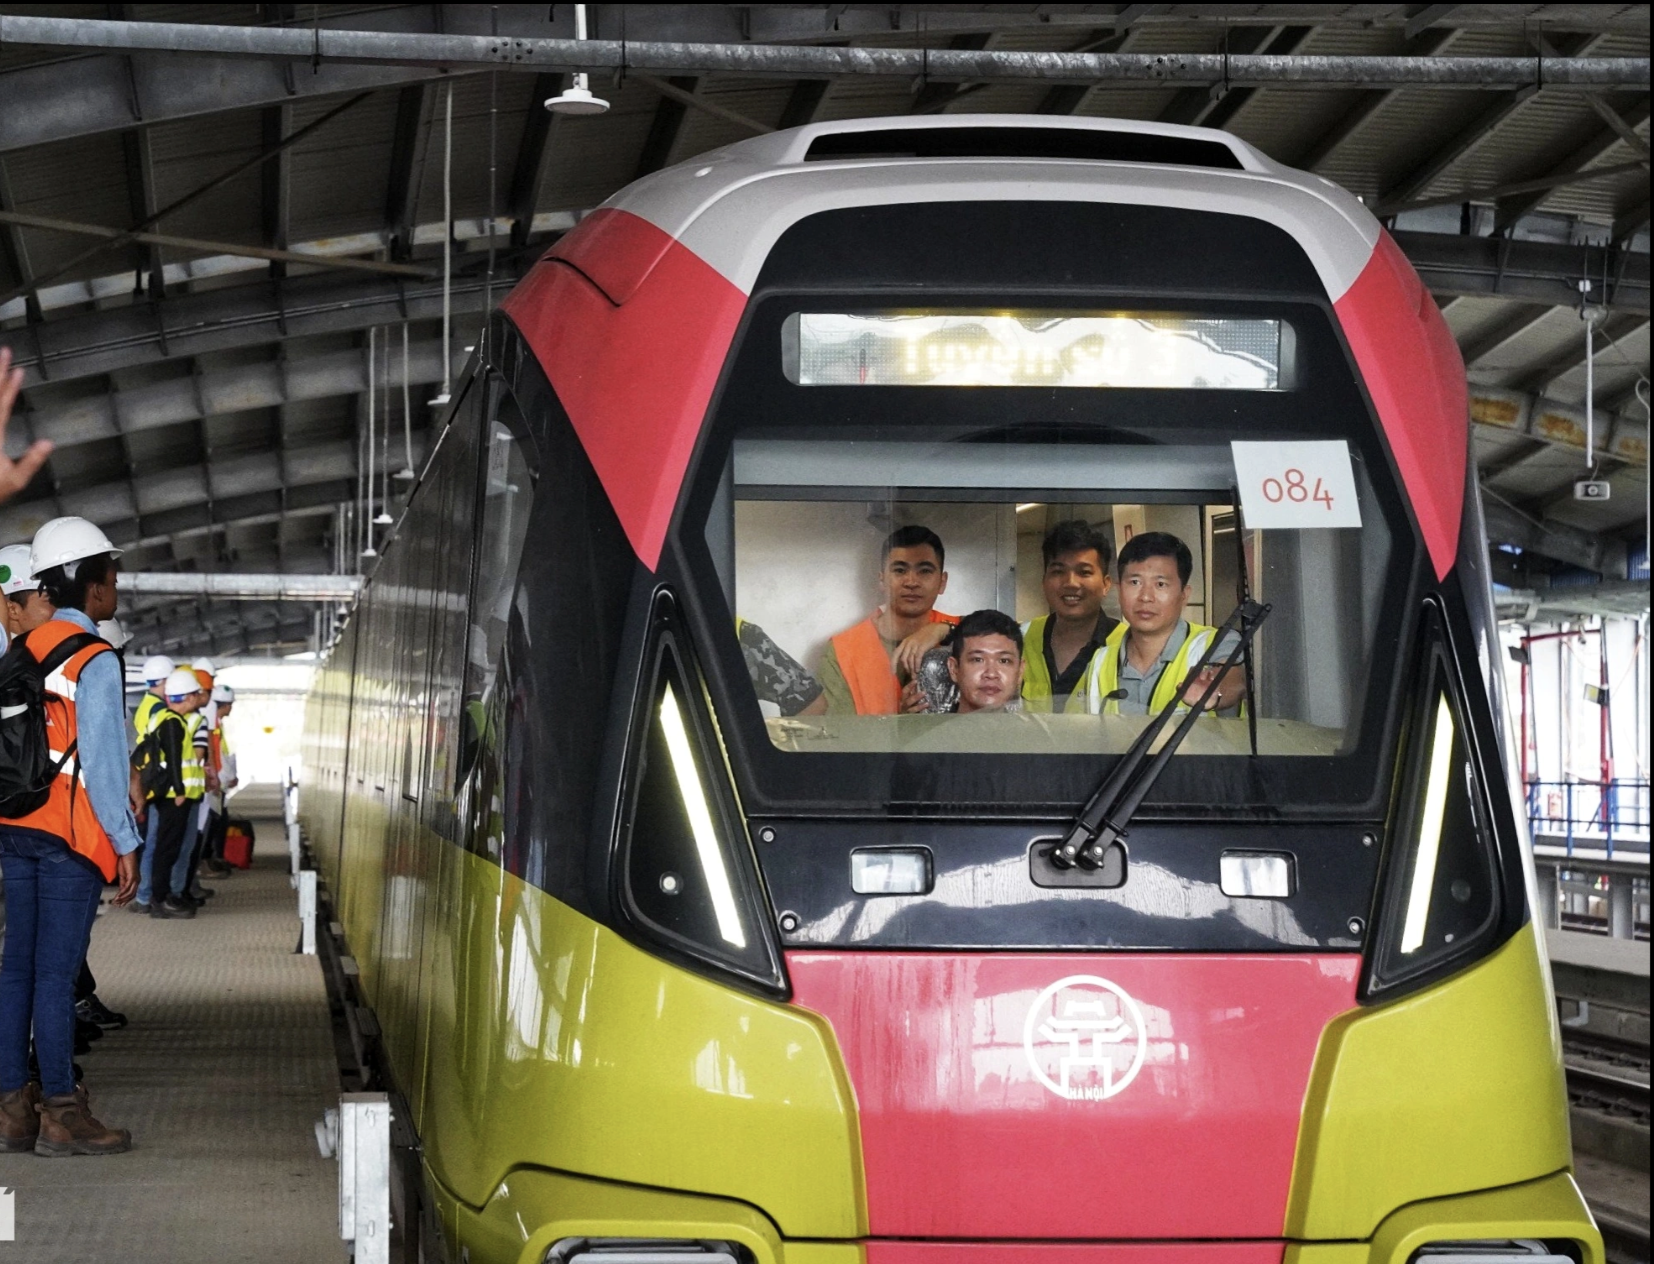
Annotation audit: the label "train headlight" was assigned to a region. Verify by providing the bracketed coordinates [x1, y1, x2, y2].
[1410, 1241, 1576, 1264]
[1364, 601, 1506, 1002]
[851, 847, 933, 895]
[546, 1239, 743, 1263]
[615, 592, 788, 998]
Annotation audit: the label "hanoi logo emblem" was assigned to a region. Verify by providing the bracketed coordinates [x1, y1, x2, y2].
[1023, 975, 1148, 1101]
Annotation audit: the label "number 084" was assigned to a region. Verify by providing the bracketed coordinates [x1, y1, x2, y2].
[1261, 467, 1334, 510]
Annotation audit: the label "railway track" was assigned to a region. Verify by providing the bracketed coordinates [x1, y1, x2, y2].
[1564, 1033, 1650, 1264]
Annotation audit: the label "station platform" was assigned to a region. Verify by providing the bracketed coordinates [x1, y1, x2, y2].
[0, 821, 345, 1263]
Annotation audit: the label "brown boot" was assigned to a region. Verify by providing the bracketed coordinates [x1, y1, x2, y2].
[34, 1091, 130, 1156]
[0, 1082, 40, 1152]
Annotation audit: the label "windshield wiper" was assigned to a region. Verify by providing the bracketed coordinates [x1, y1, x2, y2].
[1051, 598, 1272, 870]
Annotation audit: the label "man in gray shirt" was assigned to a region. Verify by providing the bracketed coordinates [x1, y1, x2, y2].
[1076, 531, 1244, 716]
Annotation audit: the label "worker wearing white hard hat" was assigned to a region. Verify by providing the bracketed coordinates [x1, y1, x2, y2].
[198, 683, 239, 878]
[141, 654, 174, 685]
[0, 541, 51, 651]
[0, 515, 139, 1154]
[0, 541, 31, 651]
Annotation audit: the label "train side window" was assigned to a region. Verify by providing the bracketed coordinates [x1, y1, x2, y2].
[458, 388, 536, 782]
[1365, 602, 1500, 1000]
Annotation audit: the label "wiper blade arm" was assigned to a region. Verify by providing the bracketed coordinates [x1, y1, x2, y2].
[1052, 599, 1272, 870]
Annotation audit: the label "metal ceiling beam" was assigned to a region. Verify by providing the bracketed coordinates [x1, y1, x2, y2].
[26, 338, 454, 454]
[508, 74, 562, 248]
[7, 262, 510, 388]
[910, 33, 993, 116]
[1404, 5, 1463, 41]
[1495, 99, 1654, 231]
[385, 83, 430, 262]
[636, 76, 700, 178]
[1611, 199, 1651, 247]
[1380, 85, 1539, 209]
[122, 571, 360, 599]
[1398, 230, 1650, 314]
[633, 72, 774, 137]
[0, 89, 374, 308]
[120, 123, 164, 299]
[1157, 26, 1313, 130]
[0, 16, 1643, 90]
[0, 158, 41, 322]
[0, 209, 434, 280]
[1034, 30, 1137, 116]
[0, 433, 373, 545]
[1457, 303, 1554, 366]
[776, 77, 831, 129]
[1378, 158, 1648, 218]
[1289, 27, 1460, 170]
[261, 102, 291, 267]
[1515, 313, 1650, 395]
[1481, 494, 1629, 575]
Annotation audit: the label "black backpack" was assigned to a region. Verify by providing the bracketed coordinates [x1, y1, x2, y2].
[0, 629, 106, 819]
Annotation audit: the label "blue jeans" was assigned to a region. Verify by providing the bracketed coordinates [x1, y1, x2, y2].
[0, 829, 104, 1097]
[137, 805, 160, 906]
[168, 805, 200, 896]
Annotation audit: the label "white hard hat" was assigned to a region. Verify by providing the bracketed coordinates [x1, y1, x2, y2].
[0, 543, 35, 595]
[141, 654, 175, 683]
[30, 516, 121, 577]
[96, 619, 128, 648]
[191, 657, 216, 675]
[211, 684, 235, 704]
[164, 668, 200, 701]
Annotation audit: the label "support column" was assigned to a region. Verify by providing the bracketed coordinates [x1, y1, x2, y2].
[1607, 873, 1635, 938]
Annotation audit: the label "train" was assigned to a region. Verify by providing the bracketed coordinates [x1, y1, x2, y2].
[301, 115, 1601, 1264]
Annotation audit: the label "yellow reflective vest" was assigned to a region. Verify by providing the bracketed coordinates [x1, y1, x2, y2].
[1077, 620, 1220, 716]
[133, 691, 165, 741]
[182, 712, 207, 798]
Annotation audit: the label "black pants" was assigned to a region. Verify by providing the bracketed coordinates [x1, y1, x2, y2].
[148, 799, 191, 904]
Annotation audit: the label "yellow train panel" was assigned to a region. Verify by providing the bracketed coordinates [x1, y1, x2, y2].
[419, 849, 863, 1239]
[1287, 922, 1574, 1239]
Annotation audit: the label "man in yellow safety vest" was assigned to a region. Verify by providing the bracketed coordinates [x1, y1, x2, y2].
[1075, 531, 1246, 717]
[1020, 520, 1120, 714]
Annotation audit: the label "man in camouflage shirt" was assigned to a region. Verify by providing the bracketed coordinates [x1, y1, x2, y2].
[737, 619, 824, 716]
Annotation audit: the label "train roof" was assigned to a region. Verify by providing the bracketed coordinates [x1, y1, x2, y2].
[594, 114, 1383, 304]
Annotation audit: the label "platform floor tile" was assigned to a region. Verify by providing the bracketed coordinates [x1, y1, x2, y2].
[0, 836, 346, 1262]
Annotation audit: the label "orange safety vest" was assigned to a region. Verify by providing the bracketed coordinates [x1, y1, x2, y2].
[830, 610, 958, 715]
[0, 619, 119, 881]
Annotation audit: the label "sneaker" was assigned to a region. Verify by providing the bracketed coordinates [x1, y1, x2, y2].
[151, 897, 196, 920]
[34, 1092, 131, 1156]
[128, 900, 150, 914]
[77, 996, 127, 1031]
[0, 1082, 40, 1153]
[188, 884, 214, 900]
[75, 1018, 103, 1045]
[202, 859, 233, 878]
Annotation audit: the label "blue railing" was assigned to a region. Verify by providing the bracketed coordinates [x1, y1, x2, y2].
[1526, 779, 1651, 858]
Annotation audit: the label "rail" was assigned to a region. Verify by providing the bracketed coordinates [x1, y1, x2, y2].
[1528, 779, 1651, 859]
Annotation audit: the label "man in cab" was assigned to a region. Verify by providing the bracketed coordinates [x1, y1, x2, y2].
[1020, 520, 1119, 713]
[947, 610, 1026, 714]
[1075, 531, 1244, 717]
[819, 526, 959, 715]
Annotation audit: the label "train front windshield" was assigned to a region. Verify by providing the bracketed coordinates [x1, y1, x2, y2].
[694, 304, 1420, 817]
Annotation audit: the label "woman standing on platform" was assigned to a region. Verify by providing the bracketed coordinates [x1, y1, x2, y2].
[0, 517, 141, 1156]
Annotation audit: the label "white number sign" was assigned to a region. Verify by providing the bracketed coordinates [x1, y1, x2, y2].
[1230, 440, 1362, 529]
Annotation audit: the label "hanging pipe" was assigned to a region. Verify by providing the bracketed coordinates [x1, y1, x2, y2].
[363, 327, 378, 557]
[397, 322, 415, 479]
[430, 83, 453, 407]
